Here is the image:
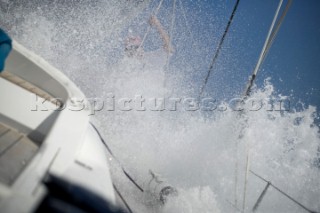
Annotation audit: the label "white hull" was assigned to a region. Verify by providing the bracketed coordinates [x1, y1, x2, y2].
[0, 41, 115, 212]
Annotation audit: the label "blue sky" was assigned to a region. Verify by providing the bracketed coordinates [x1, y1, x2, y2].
[135, 0, 320, 116]
[214, 0, 319, 110]
[2, 0, 319, 116]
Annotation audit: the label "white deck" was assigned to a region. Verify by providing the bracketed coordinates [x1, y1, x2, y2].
[0, 41, 115, 213]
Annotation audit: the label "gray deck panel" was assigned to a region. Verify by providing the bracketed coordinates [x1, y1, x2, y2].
[0, 123, 39, 185]
[0, 123, 9, 135]
[0, 130, 22, 154]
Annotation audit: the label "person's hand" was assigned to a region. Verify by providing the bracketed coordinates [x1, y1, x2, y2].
[149, 15, 157, 26]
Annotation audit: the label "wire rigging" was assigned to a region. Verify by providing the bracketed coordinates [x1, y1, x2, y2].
[139, 0, 165, 50]
[113, 184, 134, 213]
[178, 0, 195, 47]
[90, 123, 144, 193]
[199, 0, 241, 98]
[138, 0, 177, 88]
[241, 1, 293, 212]
[250, 170, 317, 213]
[241, 1, 284, 211]
[252, 181, 271, 212]
[243, 0, 292, 97]
[261, 0, 293, 67]
[164, 0, 177, 78]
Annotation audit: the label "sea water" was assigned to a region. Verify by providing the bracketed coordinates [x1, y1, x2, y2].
[1, 1, 319, 212]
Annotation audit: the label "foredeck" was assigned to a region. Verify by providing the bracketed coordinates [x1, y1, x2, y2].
[0, 73, 57, 186]
[0, 123, 39, 185]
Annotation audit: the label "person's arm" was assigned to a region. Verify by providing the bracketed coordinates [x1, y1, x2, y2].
[149, 15, 174, 53]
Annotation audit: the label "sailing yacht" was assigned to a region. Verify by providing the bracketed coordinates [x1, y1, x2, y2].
[0, 40, 117, 212]
[1, 0, 319, 212]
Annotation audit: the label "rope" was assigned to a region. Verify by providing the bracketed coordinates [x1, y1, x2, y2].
[241, 147, 251, 212]
[243, 0, 293, 97]
[113, 184, 134, 213]
[139, 0, 165, 50]
[241, 1, 284, 211]
[252, 182, 271, 212]
[176, 0, 204, 71]
[164, 0, 177, 78]
[234, 0, 292, 208]
[178, 0, 194, 47]
[261, 0, 293, 65]
[234, 140, 239, 207]
[250, 170, 317, 213]
[225, 199, 243, 212]
[199, 0, 241, 97]
[252, 0, 283, 77]
[90, 123, 144, 193]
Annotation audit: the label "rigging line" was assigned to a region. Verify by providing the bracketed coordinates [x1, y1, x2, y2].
[138, 0, 156, 49]
[177, 0, 203, 74]
[90, 123, 144, 193]
[163, 0, 177, 89]
[250, 170, 318, 213]
[241, 148, 251, 212]
[261, 0, 293, 65]
[165, 0, 177, 72]
[178, 0, 191, 36]
[241, 1, 284, 212]
[139, 0, 165, 49]
[178, 0, 195, 46]
[243, 0, 284, 97]
[236, 0, 291, 211]
[252, 182, 271, 212]
[113, 184, 134, 213]
[225, 199, 243, 212]
[241, 0, 287, 210]
[199, 0, 241, 98]
[252, 0, 284, 77]
[234, 139, 239, 207]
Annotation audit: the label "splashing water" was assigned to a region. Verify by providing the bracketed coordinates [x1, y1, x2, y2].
[1, 1, 319, 212]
